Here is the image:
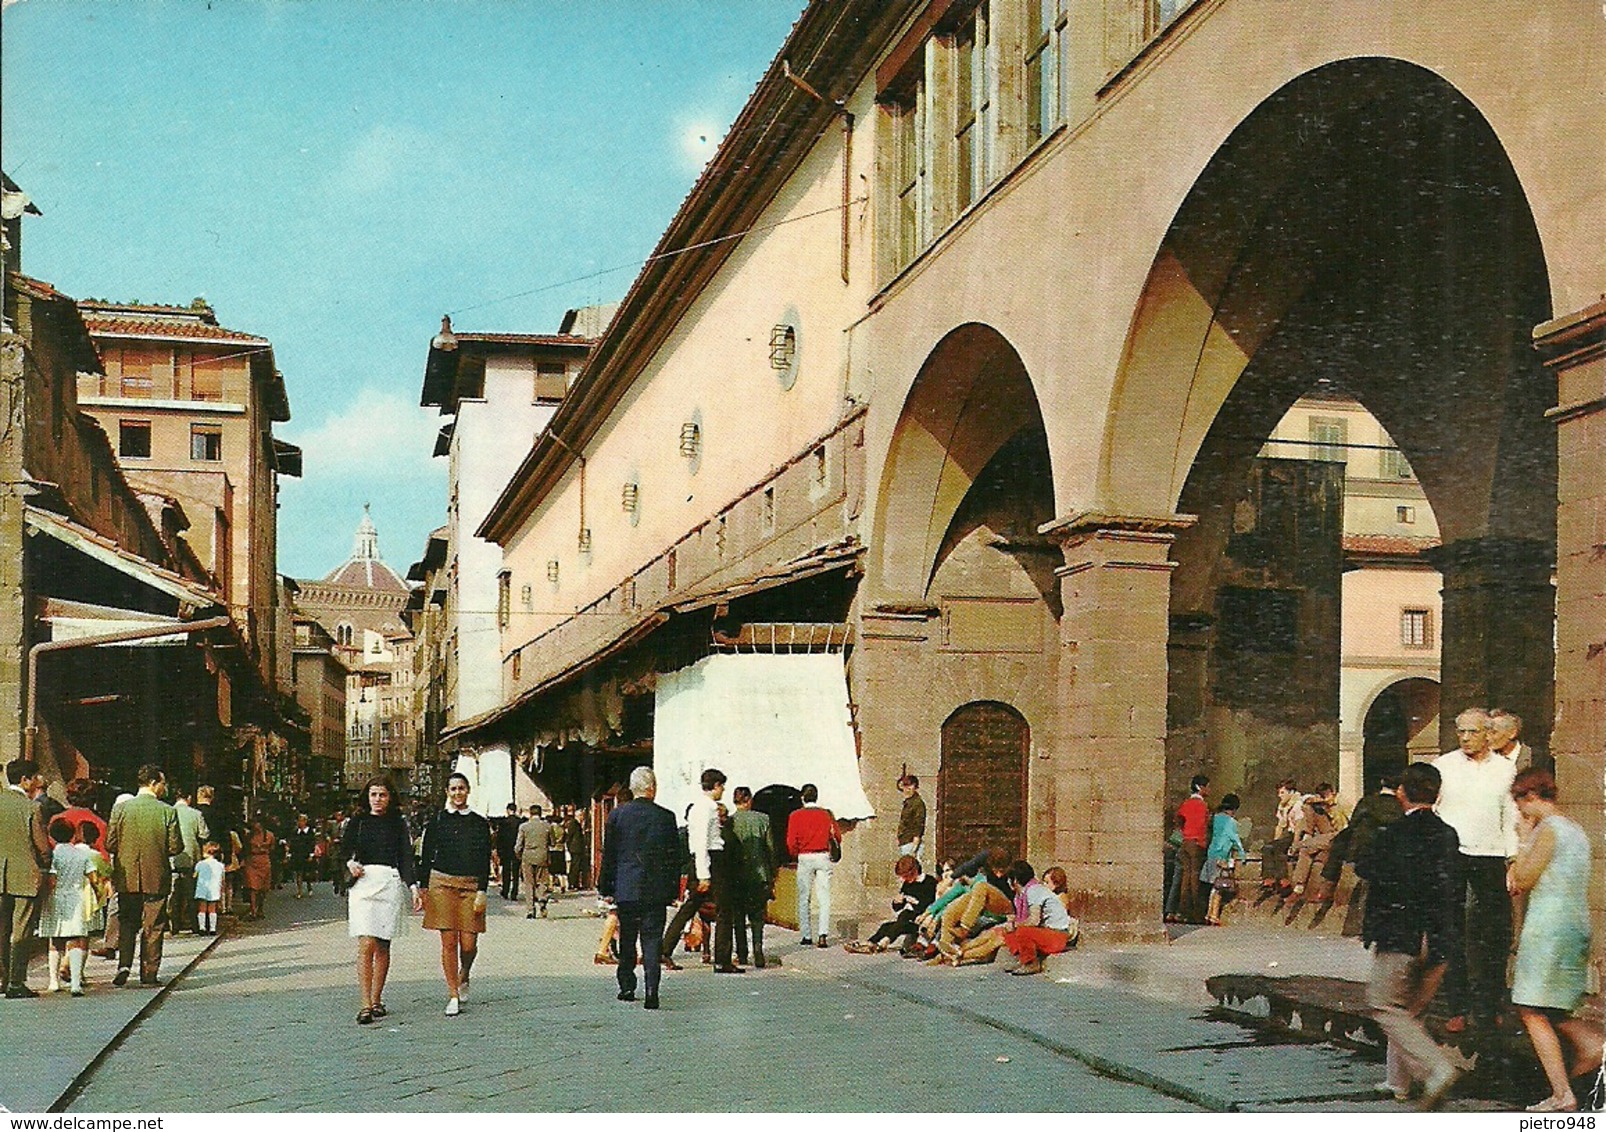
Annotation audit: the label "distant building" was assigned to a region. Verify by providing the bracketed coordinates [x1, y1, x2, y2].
[290, 612, 348, 812]
[295, 509, 415, 794]
[1263, 393, 1443, 802]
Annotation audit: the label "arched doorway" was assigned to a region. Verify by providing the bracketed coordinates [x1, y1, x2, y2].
[1104, 59, 1555, 841]
[1363, 678, 1441, 789]
[938, 702, 1028, 861]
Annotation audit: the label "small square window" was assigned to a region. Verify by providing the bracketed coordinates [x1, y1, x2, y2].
[1397, 505, 1416, 524]
[190, 425, 223, 461]
[119, 420, 152, 458]
[534, 362, 567, 403]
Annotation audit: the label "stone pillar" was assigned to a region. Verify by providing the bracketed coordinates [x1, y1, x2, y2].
[0, 336, 26, 766]
[1043, 510, 1194, 940]
[1427, 536, 1555, 760]
[1536, 299, 1606, 956]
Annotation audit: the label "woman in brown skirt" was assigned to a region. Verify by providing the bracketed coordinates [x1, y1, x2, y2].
[417, 772, 493, 1016]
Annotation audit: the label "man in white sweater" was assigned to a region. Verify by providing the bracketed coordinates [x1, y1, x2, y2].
[1433, 708, 1519, 1033]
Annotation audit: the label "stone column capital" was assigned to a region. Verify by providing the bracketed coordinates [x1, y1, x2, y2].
[1040, 511, 1197, 578]
[1422, 535, 1555, 583]
[1535, 299, 1606, 424]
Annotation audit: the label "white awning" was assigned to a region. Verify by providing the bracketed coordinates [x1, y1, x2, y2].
[41, 598, 189, 644]
[653, 653, 875, 823]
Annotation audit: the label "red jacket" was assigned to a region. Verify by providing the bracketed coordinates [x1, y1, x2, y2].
[786, 805, 838, 856]
[1177, 794, 1209, 847]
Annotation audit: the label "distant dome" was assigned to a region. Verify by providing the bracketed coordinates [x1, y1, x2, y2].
[323, 506, 409, 594]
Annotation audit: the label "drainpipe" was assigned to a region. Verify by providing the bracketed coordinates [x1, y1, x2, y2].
[783, 60, 854, 284]
[23, 615, 233, 765]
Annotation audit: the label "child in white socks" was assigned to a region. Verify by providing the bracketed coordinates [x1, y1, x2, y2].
[194, 841, 225, 935]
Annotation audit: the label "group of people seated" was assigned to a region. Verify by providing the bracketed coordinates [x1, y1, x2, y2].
[843, 848, 1078, 976]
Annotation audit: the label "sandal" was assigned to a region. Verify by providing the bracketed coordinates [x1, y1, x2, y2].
[357, 1008, 374, 1025]
[370, 1002, 387, 1019]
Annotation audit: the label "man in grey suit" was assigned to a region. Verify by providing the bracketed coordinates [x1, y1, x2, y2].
[106, 764, 182, 986]
[1, 759, 52, 997]
[513, 805, 553, 919]
[598, 767, 680, 1010]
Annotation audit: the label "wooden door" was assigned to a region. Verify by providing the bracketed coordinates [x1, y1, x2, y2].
[938, 702, 1028, 862]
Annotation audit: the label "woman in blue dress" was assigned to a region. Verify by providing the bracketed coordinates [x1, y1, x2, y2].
[1508, 768, 1601, 1113]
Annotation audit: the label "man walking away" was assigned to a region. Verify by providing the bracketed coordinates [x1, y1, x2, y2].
[169, 788, 210, 928]
[786, 783, 839, 949]
[1, 759, 51, 996]
[106, 764, 183, 986]
[1435, 708, 1519, 1034]
[599, 767, 680, 1010]
[514, 805, 552, 918]
[1357, 761, 1465, 1109]
[727, 787, 775, 969]
[1175, 775, 1210, 924]
[496, 803, 521, 901]
[896, 775, 926, 863]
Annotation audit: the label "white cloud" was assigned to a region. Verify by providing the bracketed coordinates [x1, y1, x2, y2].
[325, 124, 440, 197]
[286, 387, 442, 478]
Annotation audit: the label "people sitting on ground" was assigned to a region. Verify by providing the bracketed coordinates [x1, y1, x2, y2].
[1255, 778, 1303, 907]
[935, 848, 1014, 960]
[1202, 793, 1246, 926]
[999, 860, 1078, 975]
[847, 855, 936, 955]
[1284, 783, 1338, 922]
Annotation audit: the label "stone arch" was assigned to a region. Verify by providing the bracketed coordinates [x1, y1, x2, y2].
[871, 323, 1052, 602]
[1100, 57, 1553, 549]
[1361, 676, 1442, 787]
[1101, 58, 1555, 838]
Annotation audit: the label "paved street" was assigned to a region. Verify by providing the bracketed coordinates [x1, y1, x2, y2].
[65, 889, 1203, 1112]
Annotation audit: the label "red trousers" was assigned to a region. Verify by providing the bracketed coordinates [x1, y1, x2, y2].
[1002, 925, 1070, 964]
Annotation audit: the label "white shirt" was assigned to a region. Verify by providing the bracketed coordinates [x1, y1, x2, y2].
[1434, 749, 1520, 858]
[685, 794, 724, 882]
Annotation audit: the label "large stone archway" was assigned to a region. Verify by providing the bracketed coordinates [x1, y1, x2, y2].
[1033, 58, 1561, 932]
[853, 324, 1060, 920]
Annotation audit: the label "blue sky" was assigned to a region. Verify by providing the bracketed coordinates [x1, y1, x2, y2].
[2, 0, 803, 578]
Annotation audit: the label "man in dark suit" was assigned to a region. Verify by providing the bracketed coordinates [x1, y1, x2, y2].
[1357, 760, 1465, 1110]
[1, 759, 52, 997]
[495, 803, 521, 901]
[598, 766, 680, 1010]
[106, 764, 183, 986]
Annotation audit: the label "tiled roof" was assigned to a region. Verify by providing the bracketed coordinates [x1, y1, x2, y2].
[455, 332, 594, 347]
[8, 273, 66, 301]
[80, 313, 269, 345]
[1343, 534, 1441, 557]
[79, 299, 217, 320]
[323, 557, 411, 595]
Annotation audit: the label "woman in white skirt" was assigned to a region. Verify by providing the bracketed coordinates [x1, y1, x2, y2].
[37, 816, 109, 996]
[341, 776, 421, 1025]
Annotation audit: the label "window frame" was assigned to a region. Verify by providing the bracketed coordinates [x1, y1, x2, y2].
[1024, 0, 1067, 146]
[1400, 607, 1433, 650]
[1307, 417, 1347, 464]
[118, 419, 153, 459]
[190, 424, 223, 462]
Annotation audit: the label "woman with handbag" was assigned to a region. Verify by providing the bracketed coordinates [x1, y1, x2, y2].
[1202, 793, 1246, 926]
[784, 783, 840, 949]
[343, 776, 421, 1025]
[418, 772, 492, 1017]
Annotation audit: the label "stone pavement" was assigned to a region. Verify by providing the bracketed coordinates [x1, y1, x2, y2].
[5, 884, 1553, 1113]
[0, 919, 218, 1113]
[59, 888, 1202, 1113]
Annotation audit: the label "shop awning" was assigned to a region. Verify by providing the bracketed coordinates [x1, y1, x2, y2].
[653, 652, 875, 822]
[41, 598, 191, 645]
[24, 506, 221, 609]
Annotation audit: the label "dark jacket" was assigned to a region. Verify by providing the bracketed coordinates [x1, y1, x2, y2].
[418, 809, 493, 891]
[1356, 806, 1461, 963]
[1345, 790, 1404, 863]
[599, 798, 680, 907]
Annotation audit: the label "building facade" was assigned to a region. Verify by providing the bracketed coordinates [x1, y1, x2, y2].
[294, 510, 415, 795]
[444, 1, 1601, 941]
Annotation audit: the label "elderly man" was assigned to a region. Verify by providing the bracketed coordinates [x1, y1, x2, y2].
[1434, 708, 1519, 1033]
[1488, 709, 1533, 772]
[1, 759, 52, 997]
[598, 767, 680, 1010]
[107, 764, 183, 986]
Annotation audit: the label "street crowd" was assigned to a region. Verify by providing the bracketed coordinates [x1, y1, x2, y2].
[1, 703, 1599, 1115]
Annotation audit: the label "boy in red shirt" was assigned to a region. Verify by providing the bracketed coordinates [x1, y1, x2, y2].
[1175, 775, 1210, 924]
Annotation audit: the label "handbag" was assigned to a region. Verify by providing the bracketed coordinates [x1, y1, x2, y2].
[828, 833, 842, 864]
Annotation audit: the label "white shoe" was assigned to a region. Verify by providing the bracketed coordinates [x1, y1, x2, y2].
[1374, 1082, 1409, 1102]
[444, 996, 460, 1017]
[45, 981, 60, 994]
[457, 976, 469, 1001]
